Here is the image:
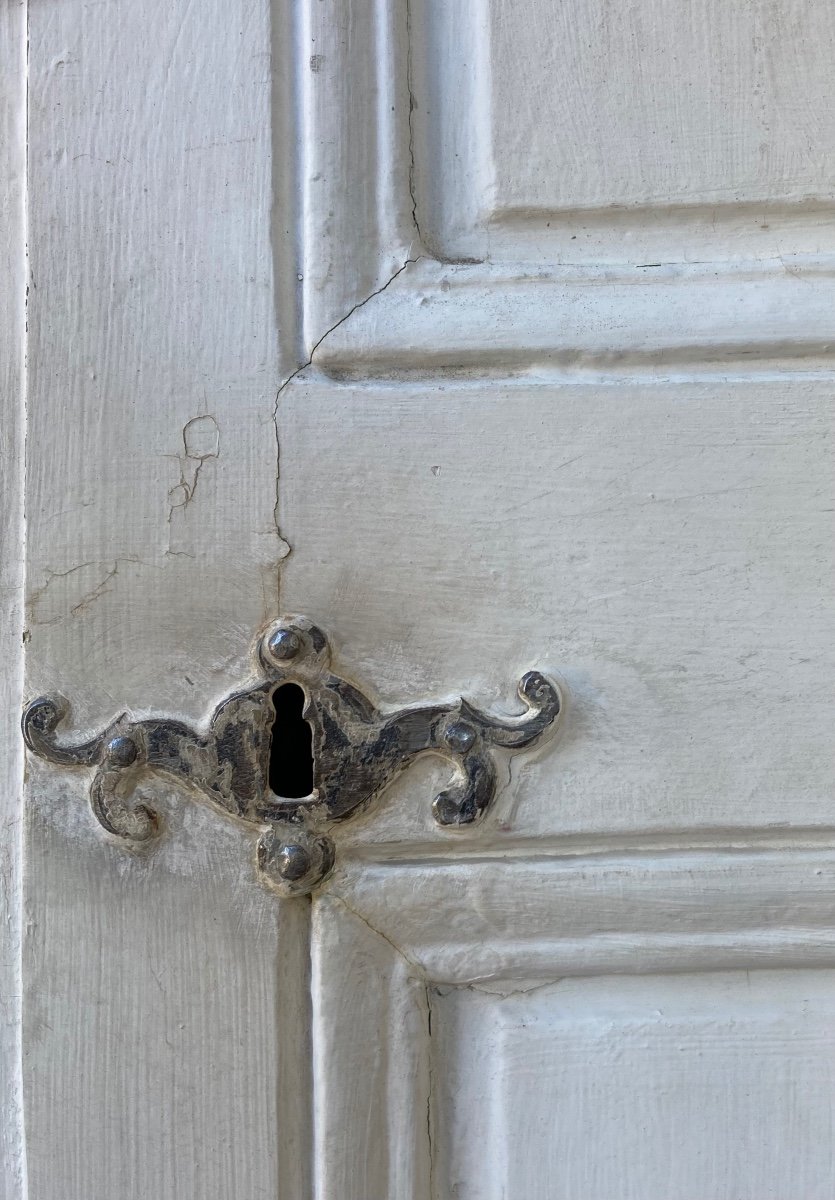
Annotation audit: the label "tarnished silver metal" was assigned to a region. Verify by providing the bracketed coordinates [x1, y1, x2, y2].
[22, 616, 563, 896]
[267, 627, 302, 662]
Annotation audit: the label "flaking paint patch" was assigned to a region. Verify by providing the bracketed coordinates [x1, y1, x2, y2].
[166, 414, 220, 555]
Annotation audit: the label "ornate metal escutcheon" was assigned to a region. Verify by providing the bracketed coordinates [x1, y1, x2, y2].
[22, 616, 563, 896]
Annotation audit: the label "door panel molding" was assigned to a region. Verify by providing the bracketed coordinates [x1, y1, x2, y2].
[325, 850, 835, 981]
[298, 0, 835, 369]
[311, 898, 431, 1200]
[312, 854, 835, 1198]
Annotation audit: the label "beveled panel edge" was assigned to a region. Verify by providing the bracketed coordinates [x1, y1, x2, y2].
[309, 255, 835, 372]
[322, 846, 835, 983]
[298, 0, 419, 355]
[310, 895, 431, 1200]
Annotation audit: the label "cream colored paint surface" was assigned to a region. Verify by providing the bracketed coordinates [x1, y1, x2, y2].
[1, 3, 26, 1195]
[25, 0, 287, 719]
[409, 0, 835, 261]
[433, 971, 835, 1200]
[5, 0, 835, 1195]
[279, 377, 833, 841]
[19, 0, 298, 1195]
[490, 0, 835, 210]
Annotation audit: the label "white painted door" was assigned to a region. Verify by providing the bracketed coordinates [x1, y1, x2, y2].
[3, 0, 834, 1197]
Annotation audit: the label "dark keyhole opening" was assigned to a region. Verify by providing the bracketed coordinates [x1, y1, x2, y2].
[269, 683, 314, 798]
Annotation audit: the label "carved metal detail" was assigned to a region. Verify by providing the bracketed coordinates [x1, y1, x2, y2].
[22, 617, 563, 896]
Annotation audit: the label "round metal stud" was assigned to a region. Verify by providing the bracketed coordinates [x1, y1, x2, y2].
[432, 790, 466, 825]
[257, 828, 335, 897]
[444, 720, 477, 754]
[267, 628, 302, 662]
[105, 735, 138, 768]
[275, 841, 313, 881]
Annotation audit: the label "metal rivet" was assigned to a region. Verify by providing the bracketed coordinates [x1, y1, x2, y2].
[268, 628, 302, 662]
[444, 720, 477, 753]
[105, 736, 138, 767]
[432, 792, 463, 825]
[276, 842, 313, 881]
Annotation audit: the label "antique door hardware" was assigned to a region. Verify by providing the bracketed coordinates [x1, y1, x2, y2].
[22, 617, 563, 895]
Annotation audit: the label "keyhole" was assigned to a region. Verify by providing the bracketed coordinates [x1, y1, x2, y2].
[269, 683, 314, 798]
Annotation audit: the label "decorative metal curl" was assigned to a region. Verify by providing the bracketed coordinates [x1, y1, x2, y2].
[22, 617, 563, 896]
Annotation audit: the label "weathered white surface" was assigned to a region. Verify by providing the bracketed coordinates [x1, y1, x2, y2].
[312, 876, 835, 1199]
[311, 256, 835, 370]
[489, 0, 835, 208]
[0, 3, 26, 1196]
[432, 970, 835, 1200]
[24, 773, 286, 1200]
[328, 852, 835, 981]
[23, 0, 296, 1195]
[18, 0, 835, 1195]
[410, 0, 835, 261]
[299, 0, 835, 313]
[26, 0, 286, 720]
[299, 0, 417, 348]
[279, 376, 834, 842]
[311, 897, 430, 1200]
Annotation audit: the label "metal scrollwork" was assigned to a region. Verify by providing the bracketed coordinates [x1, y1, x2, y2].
[22, 617, 563, 896]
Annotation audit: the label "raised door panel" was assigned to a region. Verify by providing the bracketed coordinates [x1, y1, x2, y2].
[313, 858, 835, 1200]
[408, 0, 835, 261]
[289, 2, 835, 1184]
[431, 971, 835, 1200]
[280, 0, 834, 851]
[301, 0, 835, 353]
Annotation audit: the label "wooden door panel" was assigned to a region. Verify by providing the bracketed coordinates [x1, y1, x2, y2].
[25, 0, 285, 718]
[408, 0, 835, 259]
[23, 784, 289, 1200]
[1, 3, 26, 1194]
[279, 377, 833, 841]
[313, 858, 835, 1199]
[9, 0, 834, 1193]
[301, 0, 835, 350]
[432, 971, 835, 1200]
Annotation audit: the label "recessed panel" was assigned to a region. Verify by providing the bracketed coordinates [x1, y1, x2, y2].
[489, 0, 835, 213]
[432, 971, 835, 1200]
[411, 0, 835, 260]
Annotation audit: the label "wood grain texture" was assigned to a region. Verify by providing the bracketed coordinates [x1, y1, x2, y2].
[23, 777, 288, 1200]
[25, 0, 286, 721]
[275, 898, 314, 1200]
[487, 0, 835, 211]
[23, 0, 296, 1195]
[278, 376, 834, 842]
[0, 3, 26, 1196]
[432, 971, 835, 1200]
